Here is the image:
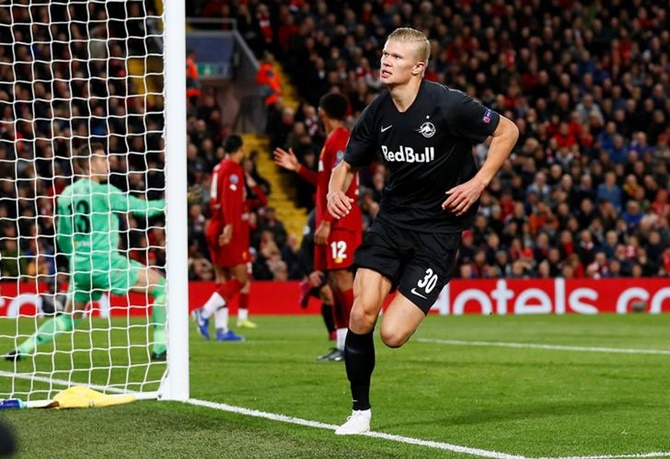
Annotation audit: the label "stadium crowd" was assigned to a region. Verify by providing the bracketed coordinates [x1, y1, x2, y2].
[198, 0, 670, 280]
[2, 0, 670, 284]
[0, 1, 167, 283]
[0, 0, 295, 284]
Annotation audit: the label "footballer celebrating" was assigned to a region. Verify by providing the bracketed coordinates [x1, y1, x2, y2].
[328, 28, 519, 434]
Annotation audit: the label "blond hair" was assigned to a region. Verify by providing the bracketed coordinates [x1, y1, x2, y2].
[74, 142, 105, 173]
[387, 27, 430, 65]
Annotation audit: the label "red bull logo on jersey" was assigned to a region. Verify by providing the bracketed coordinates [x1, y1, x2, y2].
[381, 145, 435, 163]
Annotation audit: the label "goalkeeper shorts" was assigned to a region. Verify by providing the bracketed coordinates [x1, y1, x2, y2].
[69, 254, 144, 303]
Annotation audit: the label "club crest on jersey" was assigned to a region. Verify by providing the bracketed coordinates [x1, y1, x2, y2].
[416, 121, 436, 138]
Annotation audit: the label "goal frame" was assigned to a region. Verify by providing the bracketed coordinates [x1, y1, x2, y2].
[160, 0, 189, 402]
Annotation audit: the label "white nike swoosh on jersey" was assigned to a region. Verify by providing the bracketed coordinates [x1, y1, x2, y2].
[381, 125, 393, 132]
[410, 288, 427, 299]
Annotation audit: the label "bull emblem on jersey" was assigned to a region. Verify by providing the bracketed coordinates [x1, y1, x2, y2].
[416, 121, 436, 138]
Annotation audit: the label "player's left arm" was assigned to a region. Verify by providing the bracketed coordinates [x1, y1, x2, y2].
[443, 115, 518, 216]
[473, 116, 519, 188]
[107, 184, 165, 217]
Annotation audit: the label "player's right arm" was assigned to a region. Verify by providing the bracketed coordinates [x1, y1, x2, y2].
[327, 160, 356, 219]
[328, 104, 377, 219]
[273, 147, 318, 186]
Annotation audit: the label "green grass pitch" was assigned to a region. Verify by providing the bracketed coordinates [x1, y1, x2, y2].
[1, 313, 669, 458]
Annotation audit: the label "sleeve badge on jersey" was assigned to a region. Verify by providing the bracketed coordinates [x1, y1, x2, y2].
[229, 173, 239, 191]
[482, 109, 492, 124]
[334, 150, 345, 167]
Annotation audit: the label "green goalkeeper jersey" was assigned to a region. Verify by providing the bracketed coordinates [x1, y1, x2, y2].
[56, 179, 165, 269]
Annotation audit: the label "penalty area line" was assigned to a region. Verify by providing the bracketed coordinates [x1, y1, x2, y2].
[186, 399, 670, 459]
[416, 339, 670, 356]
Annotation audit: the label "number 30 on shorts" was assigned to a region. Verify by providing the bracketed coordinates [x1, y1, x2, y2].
[330, 240, 348, 262]
[416, 268, 438, 294]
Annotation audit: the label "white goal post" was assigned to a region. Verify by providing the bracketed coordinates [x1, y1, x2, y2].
[0, 0, 188, 403]
[163, 0, 189, 402]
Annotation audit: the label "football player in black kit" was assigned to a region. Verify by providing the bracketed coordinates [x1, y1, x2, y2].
[328, 28, 519, 435]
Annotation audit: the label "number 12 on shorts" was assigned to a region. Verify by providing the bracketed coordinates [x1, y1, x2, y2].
[411, 268, 438, 299]
[330, 240, 347, 263]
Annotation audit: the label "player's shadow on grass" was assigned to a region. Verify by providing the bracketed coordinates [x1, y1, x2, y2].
[382, 399, 640, 429]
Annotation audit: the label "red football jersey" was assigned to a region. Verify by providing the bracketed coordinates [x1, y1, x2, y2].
[207, 158, 247, 242]
[298, 126, 361, 232]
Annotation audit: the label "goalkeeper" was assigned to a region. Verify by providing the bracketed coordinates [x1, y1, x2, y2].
[6, 143, 168, 361]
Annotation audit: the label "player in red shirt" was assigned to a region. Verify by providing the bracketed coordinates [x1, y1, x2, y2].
[194, 135, 265, 341]
[274, 93, 362, 361]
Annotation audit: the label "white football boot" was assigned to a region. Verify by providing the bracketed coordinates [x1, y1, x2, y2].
[334, 409, 371, 435]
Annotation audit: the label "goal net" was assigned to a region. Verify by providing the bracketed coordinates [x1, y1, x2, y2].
[0, 0, 187, 404]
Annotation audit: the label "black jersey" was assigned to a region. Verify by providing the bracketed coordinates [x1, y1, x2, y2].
[344, 80, 500, 233]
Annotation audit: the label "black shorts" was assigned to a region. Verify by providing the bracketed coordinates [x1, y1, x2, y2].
[353, 218, 461, 314]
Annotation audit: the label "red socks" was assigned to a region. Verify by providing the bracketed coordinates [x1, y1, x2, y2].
[239, 292, 249, 310]
[216, 278, 243, 302]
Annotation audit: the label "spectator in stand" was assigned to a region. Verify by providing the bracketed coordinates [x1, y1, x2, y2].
[651, 189, 670, 220]
[526, 172, 550, 202]
[186, 49, 201, 107]
[0, 239, 28, 280]
[575, 94, 604, 125]
[622, 201, 644, 233]
[596, 172, 623, 213]
[257, 207, 288, 249]
[256, 51, 282, 107]
[606, 134, 629, 164]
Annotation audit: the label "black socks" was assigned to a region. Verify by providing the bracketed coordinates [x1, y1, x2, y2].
[344, 328, 375, 411]
[321, 303, 335, 334]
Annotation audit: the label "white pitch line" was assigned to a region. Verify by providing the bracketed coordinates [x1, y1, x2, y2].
[187, 399, 670, 459]
[416, 339, 670, 356]
[187, 398, 524, 459]
[545, 454, 670, 459]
